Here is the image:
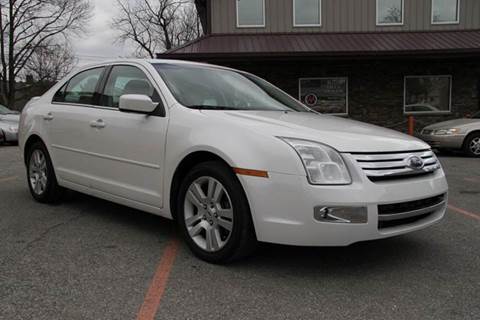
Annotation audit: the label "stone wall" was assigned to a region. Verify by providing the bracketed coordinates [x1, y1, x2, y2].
[214, 57, 480, 133]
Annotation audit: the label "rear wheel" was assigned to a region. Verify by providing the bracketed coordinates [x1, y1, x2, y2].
[463, 133, 480, 157]
[177, 161, 257, 264]
[26, 141, 64, 203]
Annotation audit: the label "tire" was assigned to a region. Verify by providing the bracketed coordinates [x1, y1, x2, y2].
[463, 132, 480, 157]
[176, 161, 257, 264]
[26, 141, 64, 203]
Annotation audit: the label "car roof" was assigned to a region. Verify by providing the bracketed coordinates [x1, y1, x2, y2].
[77, 59, 220, 71]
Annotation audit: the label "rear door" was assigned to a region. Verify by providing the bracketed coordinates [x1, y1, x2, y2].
[45, 66, 106, 187]
[82, 64, 168, 208]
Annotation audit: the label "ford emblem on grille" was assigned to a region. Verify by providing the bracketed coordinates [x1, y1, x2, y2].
[406, 155, 425, 170]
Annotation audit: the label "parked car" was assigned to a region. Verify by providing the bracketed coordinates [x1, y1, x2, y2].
[419, 111, 480, 157]
[0, 104, 20, 144]
[19, 60, 448, 263]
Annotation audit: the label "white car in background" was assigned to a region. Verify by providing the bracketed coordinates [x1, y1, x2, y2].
[0, 104, 20, 144]
[19, 60, 448, 263]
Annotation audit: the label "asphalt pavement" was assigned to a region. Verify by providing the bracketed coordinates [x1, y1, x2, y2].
[0, 145, 479, 320]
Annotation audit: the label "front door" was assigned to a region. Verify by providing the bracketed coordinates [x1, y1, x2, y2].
[83, 64, 167, 208]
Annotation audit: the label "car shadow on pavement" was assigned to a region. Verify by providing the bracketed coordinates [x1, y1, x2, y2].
[229, 235, 437, 276]
[63, 191, 177, 242]
[62, 191, 439, 275]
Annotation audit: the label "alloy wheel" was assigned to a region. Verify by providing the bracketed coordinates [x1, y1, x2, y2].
[184, 176, 234, 252]
[469, 137, 480, 155]
[29, 149, 48, 195]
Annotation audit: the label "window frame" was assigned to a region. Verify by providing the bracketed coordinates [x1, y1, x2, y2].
[52, 66, 107, 108]
[403, 75, 453, 115]
[236, 0, 266, 28]
[431, 0, 460, 25]
[298, 77, 349, 116]
[376, 0, 405, 26]
[293, 0, 322, 27]
[100, 63, 166, 117]
[101, 64, 160, 108]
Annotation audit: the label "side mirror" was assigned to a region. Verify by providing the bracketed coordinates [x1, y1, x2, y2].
[119, 94, 157, 114]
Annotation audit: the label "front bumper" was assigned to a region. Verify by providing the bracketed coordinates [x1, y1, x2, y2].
[418, 133, 465, 150]
[238, 154, 448, 246]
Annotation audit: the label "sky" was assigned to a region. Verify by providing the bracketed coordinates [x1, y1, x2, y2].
[71, 0, 137, 67]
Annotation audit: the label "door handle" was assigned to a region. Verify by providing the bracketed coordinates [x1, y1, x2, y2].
[43, 112, 54, 121]
[90, 119, 106, 129]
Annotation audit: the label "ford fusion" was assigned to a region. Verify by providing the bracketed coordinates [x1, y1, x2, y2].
[19, 60, 448, 263]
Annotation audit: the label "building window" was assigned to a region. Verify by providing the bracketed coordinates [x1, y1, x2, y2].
[404, 76, 452, 114]
[432, 0, 460, 24]
[299, 78, 348, 115]
[236, 0, 265, 28]
[294, 0, 322, 27]
[376, 0, 404, 25]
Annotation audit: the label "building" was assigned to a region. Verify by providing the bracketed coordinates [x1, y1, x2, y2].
[160, 0, 480, 132]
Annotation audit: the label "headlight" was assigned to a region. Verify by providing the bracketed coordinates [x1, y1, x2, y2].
[433, 128, 459, 135]
[280, 138, 352, 185]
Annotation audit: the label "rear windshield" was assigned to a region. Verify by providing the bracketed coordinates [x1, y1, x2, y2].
[152, 63, 309, 112]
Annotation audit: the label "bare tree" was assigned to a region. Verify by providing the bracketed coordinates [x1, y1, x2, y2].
[0, 0, 91, 108]
[24, 39, 77, 83]
[112, 0, 202, 59]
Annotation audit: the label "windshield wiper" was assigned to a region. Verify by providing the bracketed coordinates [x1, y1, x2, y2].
[187, 105, 239, 110]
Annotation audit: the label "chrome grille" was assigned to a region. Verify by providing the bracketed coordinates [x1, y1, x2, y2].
[351, 150, 441, 181]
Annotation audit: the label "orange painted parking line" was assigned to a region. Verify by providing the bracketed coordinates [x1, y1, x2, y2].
[448, 204, 480, 221]
[136, 239, 179, 320]
[0, 176, 17, 182]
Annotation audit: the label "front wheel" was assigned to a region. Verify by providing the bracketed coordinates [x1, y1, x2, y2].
[463, 133, 480, 157]
[177, 161, 257, 264]
[26, 141, 64, 203]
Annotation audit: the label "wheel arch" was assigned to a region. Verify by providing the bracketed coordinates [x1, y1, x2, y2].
[23, 134, 45, 165]
[169, 151, 238, 221]
[462, 130, 480, 147]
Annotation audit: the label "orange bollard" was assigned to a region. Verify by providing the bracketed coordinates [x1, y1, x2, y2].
[408, 115, 415, 136]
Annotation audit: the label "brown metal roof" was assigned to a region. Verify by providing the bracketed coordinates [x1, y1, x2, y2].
[160, 30, 480, 59]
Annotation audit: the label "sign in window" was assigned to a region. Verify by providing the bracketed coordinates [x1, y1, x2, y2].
[432, 0, 460, 24]
[404, 76, 452, 114]
[237, 0, 265, 27]
[299, 78, 348, 115]
[377, 0, 404, 25]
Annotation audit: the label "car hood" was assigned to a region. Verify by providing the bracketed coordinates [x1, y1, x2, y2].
[424, 118, 479, 130]
[203, 110, 429, 153]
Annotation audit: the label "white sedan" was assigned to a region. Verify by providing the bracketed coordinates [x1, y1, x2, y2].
[19, 60, 448, 263]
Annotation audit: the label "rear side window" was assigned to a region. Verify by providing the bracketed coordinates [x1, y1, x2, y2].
[101, 65, 160, 108]
[54, 67, 104, 105]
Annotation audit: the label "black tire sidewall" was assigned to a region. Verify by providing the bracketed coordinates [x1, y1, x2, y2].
[176, 161, 254, 263]
[26, 141, 62, 203]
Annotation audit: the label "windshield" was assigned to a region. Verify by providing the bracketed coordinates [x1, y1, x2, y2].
[153, 63, 309, 112]
[0, 105, 14, 114]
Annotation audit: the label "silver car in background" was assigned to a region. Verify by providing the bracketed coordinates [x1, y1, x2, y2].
[419, 111, 480, 157]
[0, 104, 20, 144]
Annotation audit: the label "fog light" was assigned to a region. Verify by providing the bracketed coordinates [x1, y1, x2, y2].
[314, 206, 368, 223]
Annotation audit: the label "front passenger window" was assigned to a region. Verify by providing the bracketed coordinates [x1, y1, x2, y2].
[63, 67, 104, 105]
[102, 65, 160, 108]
